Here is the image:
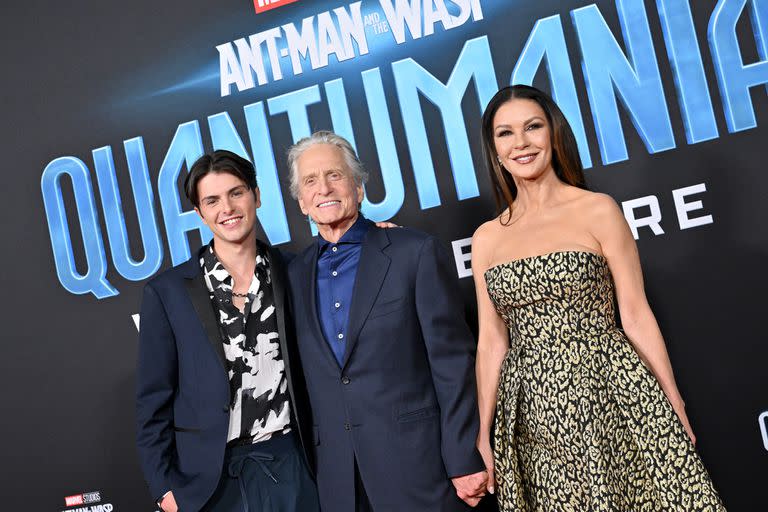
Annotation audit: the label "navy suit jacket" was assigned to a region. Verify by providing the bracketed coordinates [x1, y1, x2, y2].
[135, 242, 310, 512]
[288, 225, 484, 512]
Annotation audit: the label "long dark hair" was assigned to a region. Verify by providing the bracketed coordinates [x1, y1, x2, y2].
[481, 85, 587, 223]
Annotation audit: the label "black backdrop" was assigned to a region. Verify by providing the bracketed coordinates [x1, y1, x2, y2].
[2, 0, 766, 510]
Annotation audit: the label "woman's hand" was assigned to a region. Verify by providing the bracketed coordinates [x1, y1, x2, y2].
[476, 435, 496, 495]
[670, 397, 697, 446]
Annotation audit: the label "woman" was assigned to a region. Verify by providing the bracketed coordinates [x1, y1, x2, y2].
[472, 85, 725, 511]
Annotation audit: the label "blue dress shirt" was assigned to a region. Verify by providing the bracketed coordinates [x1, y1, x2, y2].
[316, 215, 372, 366]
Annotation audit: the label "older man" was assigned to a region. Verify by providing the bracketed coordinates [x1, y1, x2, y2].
[286, 131, 487, 512]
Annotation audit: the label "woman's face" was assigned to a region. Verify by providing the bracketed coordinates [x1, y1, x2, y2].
[492, 98, 554, 182]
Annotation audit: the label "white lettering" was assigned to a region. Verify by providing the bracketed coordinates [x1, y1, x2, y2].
[379, 0, 483, 43]
[423, 0, 453, 36]
[379, 0, 422, 43]
[216, 42, 246, 97]
[672, 183, 713, 230]
[263, 29, 283, 81]
[233, 37, 268, 89]
[622, 195, 665, 239]
[335, 2, 369, 57]
[283, 17, 319, 75]
[364, 12, 381, 25]
[451, 237, 473, 278]
[448, 0, 484, 26]
[317, 10, 347, 67]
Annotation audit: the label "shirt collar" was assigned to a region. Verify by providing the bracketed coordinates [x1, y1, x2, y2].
[199, 242, 270, 293]
[317, 215, 372, 251]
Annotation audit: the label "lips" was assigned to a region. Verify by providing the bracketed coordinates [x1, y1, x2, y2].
[513, 153, 538, 164]
[317, 200, 340, 208]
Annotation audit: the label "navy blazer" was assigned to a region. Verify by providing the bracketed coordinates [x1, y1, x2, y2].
[288, 225, 484, 512]
[135, 243, 310, 512]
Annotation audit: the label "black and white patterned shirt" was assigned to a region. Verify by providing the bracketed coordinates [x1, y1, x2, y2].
[200, 244, 291, 444]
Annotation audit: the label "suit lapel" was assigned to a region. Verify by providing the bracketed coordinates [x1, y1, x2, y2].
[264, 243, 294, 383]
[342, 227, 391, 369]
[266, 243, 314, 469]
[182, 251, 227, 371]
[265, 243, 288, 358]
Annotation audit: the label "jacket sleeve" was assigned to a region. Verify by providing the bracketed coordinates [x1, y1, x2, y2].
[135, 282, 177, 500]
[414, 236, 485, 478]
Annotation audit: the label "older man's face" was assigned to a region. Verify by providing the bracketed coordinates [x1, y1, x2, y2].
[296, 144, 363, 232]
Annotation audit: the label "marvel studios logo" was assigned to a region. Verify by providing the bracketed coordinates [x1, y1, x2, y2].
[253, 0, 299, 14]
[64, 491, 101, 506]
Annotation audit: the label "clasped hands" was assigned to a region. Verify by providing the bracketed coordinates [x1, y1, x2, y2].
[451, 469, 491, 507]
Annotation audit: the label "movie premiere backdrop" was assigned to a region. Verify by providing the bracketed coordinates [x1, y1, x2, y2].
[2, 0, 766, 509]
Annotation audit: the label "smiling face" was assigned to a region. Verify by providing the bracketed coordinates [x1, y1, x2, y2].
[492, 98, 554, 182]
[194, 171, 260, 247]
[295, 143, 363, 236]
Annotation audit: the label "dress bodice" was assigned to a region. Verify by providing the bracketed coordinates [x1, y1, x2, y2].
[484, 251, 617, 343]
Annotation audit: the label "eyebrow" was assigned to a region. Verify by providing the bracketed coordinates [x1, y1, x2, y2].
[494, 116, 546, 129]
[200, 185, 246, 202]
[303, 167, 344, 179]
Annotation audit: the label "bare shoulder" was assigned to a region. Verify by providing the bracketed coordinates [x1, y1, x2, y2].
[472, 215, 506, 247]
[576, 191, 622, 220]
[472, 215, 505, 267]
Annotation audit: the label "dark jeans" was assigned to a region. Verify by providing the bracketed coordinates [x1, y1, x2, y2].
[201, 432, 319, 512]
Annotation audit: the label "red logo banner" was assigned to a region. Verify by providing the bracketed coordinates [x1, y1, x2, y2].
[64, 495, 84, 506]
[253, 0, 299, 14]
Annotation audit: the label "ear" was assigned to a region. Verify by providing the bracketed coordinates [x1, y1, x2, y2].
[194, 206, 208, 226]
[298, 194, 309, 216]
[356, 182, 364, 206]
[253, 187, 261, 209]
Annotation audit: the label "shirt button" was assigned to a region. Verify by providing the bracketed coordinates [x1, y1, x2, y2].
[332, 246, 338, 252]
[334, 302, 341, 308]
[332, 271, 338, 277]
[338, 333, 344, 340]
[344, 422, 351, 431]
[342, 376, 350, 385]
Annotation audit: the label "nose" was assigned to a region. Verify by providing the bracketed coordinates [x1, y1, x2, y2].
[221, 196, 235, 213]
[317, 175, 332, 195]
[513, 131, 529, 150]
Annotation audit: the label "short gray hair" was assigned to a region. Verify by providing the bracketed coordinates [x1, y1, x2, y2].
[287, 130, 369, 199]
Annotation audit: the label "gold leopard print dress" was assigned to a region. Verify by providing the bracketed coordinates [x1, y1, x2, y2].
[484, 251, 725, 511]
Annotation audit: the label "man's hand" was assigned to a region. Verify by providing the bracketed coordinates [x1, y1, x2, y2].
[159, 491, 178, 512]
[451, 470, 488, 507]
[374, 221, 399, 229]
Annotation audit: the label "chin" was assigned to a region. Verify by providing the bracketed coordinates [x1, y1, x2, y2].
[512, 167, 546, 181]
[312, 214, 340, 225]
[218, 227, 251, 243]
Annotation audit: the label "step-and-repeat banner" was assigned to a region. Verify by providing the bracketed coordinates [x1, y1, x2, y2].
[2, 0, 766, 510]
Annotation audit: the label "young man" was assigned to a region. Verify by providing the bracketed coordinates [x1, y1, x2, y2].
[286, 131, 488, 512]
[136, 150, 318, 512]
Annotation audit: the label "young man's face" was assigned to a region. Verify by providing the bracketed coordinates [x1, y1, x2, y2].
[194, 171, 260, 247]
